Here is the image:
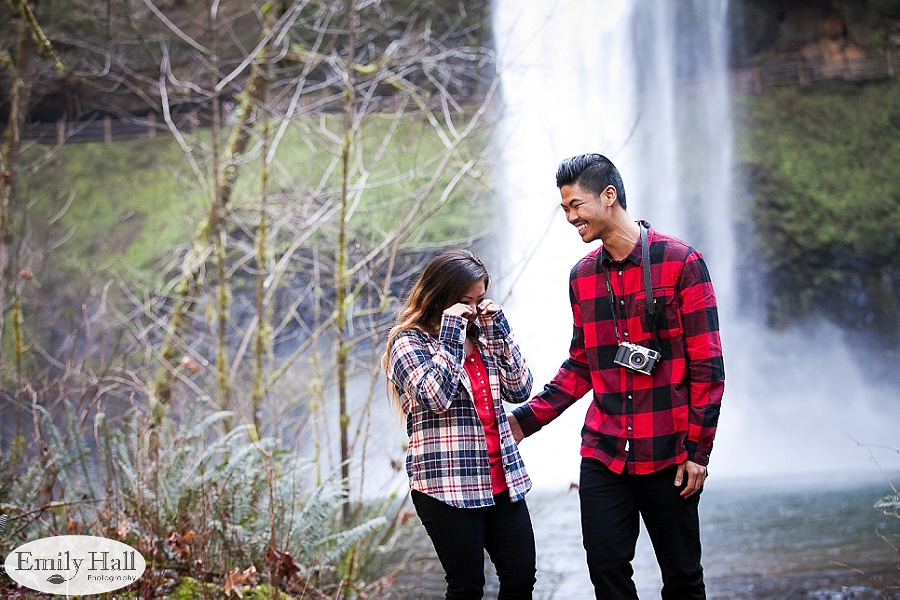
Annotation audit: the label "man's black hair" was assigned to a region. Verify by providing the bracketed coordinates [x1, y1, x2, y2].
[555, 153, 627, 209]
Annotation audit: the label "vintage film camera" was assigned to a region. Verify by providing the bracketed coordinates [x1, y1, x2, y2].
[613, 341, 660, 375]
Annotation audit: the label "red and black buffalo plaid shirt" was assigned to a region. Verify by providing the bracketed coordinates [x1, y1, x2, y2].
[512, 225, 725, 475]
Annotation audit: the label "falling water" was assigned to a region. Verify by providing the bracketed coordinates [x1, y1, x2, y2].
[491, 0, 900, 491]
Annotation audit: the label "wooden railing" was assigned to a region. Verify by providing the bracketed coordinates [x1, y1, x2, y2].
[24, 111, 189, 144]
[730, 48, 897, 93]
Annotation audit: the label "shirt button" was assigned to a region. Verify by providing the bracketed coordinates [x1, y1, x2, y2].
[620, 299, 625, 305]
[624, 332, 629, 337]
[627, 394, 632, 400]
[618, 270, 623, 275]
[627, 426, 633, 432]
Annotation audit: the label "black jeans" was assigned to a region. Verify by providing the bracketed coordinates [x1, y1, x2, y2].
[411, 489, 536, 599]
[579, 458, 705, 600]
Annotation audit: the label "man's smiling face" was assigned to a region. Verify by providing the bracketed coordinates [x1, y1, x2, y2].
[559, 182, 616, 244]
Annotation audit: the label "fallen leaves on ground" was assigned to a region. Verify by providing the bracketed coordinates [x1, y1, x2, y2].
[224, 565, 257, 598]
[167, 529, 195, 561]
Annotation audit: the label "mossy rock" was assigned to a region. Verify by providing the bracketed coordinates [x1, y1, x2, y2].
[168, 577, 293, 599]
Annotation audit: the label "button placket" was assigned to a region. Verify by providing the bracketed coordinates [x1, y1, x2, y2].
[625, 392, 634, 458]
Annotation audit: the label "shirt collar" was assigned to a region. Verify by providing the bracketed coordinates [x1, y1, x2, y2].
[600, 221, 650, 267]
[600, 238, 642, 267]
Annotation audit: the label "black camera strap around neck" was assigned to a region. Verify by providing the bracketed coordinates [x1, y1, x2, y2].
[601, 221, 658, 346]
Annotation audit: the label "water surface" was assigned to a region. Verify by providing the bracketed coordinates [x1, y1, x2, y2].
[529, 473, 900, 599]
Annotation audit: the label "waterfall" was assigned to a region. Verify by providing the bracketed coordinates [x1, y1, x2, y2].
[492, 1, 900, 489]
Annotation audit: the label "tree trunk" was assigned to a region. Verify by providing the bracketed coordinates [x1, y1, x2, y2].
[1, 2, 37, 381]
[337, 0, 358, 528]
[151, 29, 273, 416]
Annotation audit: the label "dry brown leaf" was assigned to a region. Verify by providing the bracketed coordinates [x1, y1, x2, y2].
[167, 530, 193, 561]
[264, 547, 302, 580]
[179, 355, 202, 373]
[116, 519, 131, 540]
[224, 565, 258, 598]
[66, 514, 82, 534]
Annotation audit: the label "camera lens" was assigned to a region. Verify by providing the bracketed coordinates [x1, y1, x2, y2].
[630, 353, 646, 368]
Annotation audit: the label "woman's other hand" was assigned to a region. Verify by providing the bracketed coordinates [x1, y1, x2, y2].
[443, 303, 477, 320]
[478, 299, 501, 315]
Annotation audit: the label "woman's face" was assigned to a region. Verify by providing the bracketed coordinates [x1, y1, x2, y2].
[452, 279, 486, 324]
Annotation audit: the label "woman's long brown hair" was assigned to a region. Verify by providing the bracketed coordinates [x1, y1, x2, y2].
[381, 249, 490, 412]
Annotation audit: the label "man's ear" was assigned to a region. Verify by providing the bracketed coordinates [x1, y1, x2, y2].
[602, 185, 618, 207]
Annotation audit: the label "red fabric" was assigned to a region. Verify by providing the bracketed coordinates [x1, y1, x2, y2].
[512, 226, 724, 475]
[464, 348, 508, 494]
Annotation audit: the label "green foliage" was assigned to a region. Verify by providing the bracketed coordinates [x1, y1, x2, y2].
[18, 116, 488, 285]
[0, 402, 387, 594]
[170, 578, 293, 600]
[738, 78, 900, 336]
[875, 493, 900, 516]
[19, 135, 206, 284]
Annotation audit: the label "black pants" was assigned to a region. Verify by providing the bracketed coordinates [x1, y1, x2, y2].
[579, 458, 705, 600]
[411, 489, 536, 599]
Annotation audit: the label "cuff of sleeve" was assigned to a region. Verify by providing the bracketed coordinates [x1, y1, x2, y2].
[439, 313, 468, 348]
[490, 308, 512, 338]
[685, 441, 711, 466]
[511, 404, 542, 437]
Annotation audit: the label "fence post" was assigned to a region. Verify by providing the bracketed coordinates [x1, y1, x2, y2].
[103, 115, 112, 142]
[887, 48, 895, 77]
[750, 66, 762, 93]
[56, 119, 66, 143]
[797, 61, 810, 86]
[147, 112, 157, 139]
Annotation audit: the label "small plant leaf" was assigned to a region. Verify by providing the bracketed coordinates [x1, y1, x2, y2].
[47, 574, 66, 584]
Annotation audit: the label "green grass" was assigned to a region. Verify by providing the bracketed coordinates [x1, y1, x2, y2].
[17, 112, 491, 290]
[20, 135, 203, 280]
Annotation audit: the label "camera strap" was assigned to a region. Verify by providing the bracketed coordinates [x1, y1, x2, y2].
[601, 221, 659, 347]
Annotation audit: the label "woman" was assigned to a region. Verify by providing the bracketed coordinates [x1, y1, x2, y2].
[383, 249, 536, 599]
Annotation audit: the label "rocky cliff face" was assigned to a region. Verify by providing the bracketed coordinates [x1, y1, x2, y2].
[733, 1, 900, 348]
[731, 0, 900, 67]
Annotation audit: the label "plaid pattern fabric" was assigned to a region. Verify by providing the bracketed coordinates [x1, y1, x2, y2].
[388, 309, 533, 508]
[512, 226, 725, 474]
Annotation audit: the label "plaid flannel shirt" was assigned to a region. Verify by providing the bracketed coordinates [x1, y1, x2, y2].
[388, 308, 533, 508]
[512, 225, 725, 474]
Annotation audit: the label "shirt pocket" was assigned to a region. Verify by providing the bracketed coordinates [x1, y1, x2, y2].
[635, 286, 682, 339]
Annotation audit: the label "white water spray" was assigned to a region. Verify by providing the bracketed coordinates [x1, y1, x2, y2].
[492, 0, 900, 490]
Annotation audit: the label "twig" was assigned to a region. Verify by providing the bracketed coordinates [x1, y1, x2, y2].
[831, 561, 889, 599]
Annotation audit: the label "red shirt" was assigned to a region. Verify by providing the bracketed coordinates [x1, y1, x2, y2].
[464, 348, 508, 494]
[512, 225, 725, 474]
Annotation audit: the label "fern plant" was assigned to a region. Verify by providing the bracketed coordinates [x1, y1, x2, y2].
[875, 493, 900, 552]
[1, 400, 386, 594]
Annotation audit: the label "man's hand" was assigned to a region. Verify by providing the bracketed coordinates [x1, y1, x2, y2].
[506, 413, 524, 444]
[674, 460, 706, 498]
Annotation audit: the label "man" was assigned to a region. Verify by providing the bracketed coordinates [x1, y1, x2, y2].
[508, 153, 724, 599]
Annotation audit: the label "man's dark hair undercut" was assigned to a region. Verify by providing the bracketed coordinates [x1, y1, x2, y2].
[556, 153, 627, 209]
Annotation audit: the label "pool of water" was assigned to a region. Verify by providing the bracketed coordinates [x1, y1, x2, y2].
[530, 473, 900, 599]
